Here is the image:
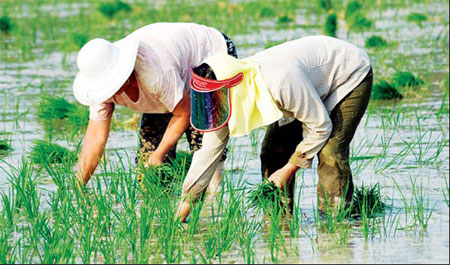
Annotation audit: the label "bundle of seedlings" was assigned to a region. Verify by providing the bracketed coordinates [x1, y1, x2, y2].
[37, 96, 89, 136]
[0, 139, 12, 155]
[0, 16, 12, 34]
[371, 80, 403, 100]
[406, 12, 428, 26]
[351, 183, 386, 218]
[365, 35, 388, 48]
[344, 0, 372, 33]
[248, 180, 285, 214]
[37, 96, 77, 120]
[139, 151, 192, 191]
[98, 0, 132, 19]
[30, 140, 77, 165]
[391, 71, 424, 88]
[318, 0, 333, 10]
[277, 14, 293, 24]
[324, 13, 338, 38]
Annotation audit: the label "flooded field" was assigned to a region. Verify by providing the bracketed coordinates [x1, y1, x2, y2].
[0, 0, 449, 263]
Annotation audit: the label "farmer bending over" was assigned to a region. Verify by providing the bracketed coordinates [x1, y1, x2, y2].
[176, 35, 373, 221]
[72, 23, 237, 188]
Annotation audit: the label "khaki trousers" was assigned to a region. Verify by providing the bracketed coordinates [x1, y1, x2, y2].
[260, 69, 373, 211]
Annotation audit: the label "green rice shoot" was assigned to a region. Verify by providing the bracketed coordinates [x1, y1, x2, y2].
[30, 140, 77, 165]
[348, 14, 373, 32]
[371, 80, 403, 100]
[407, 13, 428, 25]
[392, 71, 424, 88]
[277, 15, 293, 24]
[352, 183, 386, 218]
[324, 13, 338, 37]
[98, 0, 132, 19]
[344, 0, 362, 20]
[37, 96, 77, 120]
[259, 6, 276, 18]
[0, 16, 12, 34]
[37, 96, 89, 136]
[139, 151, 192, 190]
[248, 180, 284, 212]
[0, 139, 12, 155]
[365, 35, 388, 48]
[317, 0, 333, 11]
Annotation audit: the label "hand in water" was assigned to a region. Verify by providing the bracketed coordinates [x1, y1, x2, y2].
[268, 163, 299, 190]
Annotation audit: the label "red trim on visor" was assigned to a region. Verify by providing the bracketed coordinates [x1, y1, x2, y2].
[191, 71, 244, 92]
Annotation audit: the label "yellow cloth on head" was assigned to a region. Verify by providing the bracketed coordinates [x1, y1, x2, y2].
[203, 53, 283, 137]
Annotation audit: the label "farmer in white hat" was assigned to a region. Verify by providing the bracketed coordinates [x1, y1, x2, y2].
[73, 22, 237, 187]
[176, 35, 373, 222]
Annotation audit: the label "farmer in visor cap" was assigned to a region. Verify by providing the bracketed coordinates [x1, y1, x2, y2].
[72, 23, 237, 190]
[176, 35, 373, 222]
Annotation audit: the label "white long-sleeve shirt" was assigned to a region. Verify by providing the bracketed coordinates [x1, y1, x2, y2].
[89, 22, 227, 120]
[183, 36, 371, 196]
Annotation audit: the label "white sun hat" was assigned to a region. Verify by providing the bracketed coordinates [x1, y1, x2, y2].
[73, 37, 139, 106]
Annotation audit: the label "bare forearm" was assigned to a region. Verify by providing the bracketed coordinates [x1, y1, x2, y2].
[155, 114, 189, 158]
[77, 119, 110, 184]
[78, 137, 107, 183]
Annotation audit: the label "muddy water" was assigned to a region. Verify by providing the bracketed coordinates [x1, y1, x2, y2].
[0, 0, 449, 263]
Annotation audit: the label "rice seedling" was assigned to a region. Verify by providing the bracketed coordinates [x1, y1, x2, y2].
[98, 0, 132, 19]
[313, 201, 352, 246]
[29, 140, 77, 165]
[365, 35, 388, 48]
[407, 12, 428, 26]
[277, 14, 293, 24]
[344, 0, 362, 20]
[248, 180, 284, 213]
[324, 13, 338, 38]
[36, 96, 89, 138]
[408, 176, 436, 231]
[259, 6, 276, 18]
[37, 96, 76, 120]
[348, 14, 373, 32]
[443, 174, 449, 208]
[351, 183, 386, 218]
[139, 151, 191, 191]
[442, 76, 449, 92]
[344, 0, 372, 34]
[391, 71, 424, 88]
[0, 139, 12, 156]
[71, 32, 89, 49]
[317, 0, 333, 10]
[0, 16, 12, 34]
[65, 104, 89, 133]
[371, 80, 403, 100]
[393, 176, 435, 232]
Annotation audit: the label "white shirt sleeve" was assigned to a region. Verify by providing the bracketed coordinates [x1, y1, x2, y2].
[153, 70, 185, 112]
[277, 70, 333, 168]
[182, 126, 230, 201]
[89, 102, 115, 121]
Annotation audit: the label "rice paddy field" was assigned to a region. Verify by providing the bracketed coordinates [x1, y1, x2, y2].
[0, 0, 449, 263]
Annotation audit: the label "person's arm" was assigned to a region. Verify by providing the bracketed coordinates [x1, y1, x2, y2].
[176, 126, 230, 222]
[146, 89, 191, 165]
[77, 118, 111, 185]
[269, 72, 332, 188]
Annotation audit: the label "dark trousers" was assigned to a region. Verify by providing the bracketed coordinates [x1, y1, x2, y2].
[260, 69, 373, 211]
